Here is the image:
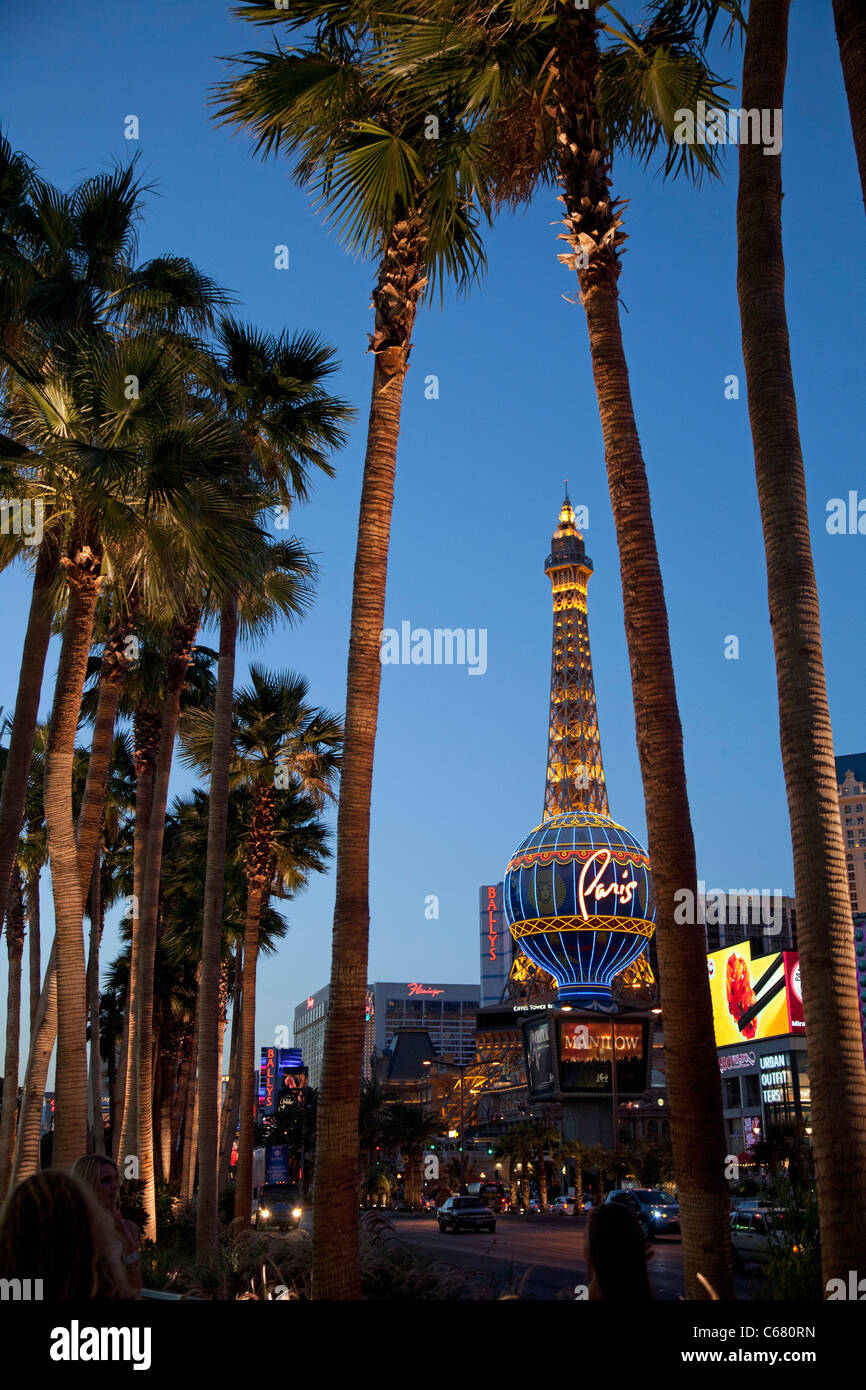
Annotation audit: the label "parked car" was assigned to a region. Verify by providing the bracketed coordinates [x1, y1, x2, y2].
[605, 1188, 678, 1235]
[730, 1206, 794, 1267]
[437, 1196, 496, 1233]
[253, 1183, 303, 1231]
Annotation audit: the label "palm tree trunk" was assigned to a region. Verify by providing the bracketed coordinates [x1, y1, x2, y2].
[233, 879, 264, 1233]
[117, 713, 158, 1168]
[312, 216, 425, 1301]
[45, 536, 103, 1168]
[171, 1033, 192, 1181]
[134, 607, 199, 1239]
[551, 7, 733, 1300]
[10, 939, 57, 1185]
[27, 867, 40, 1032]
[218, 942, 243, 1191]
[537, 1145, 548, 1210]
[0, 866, 25, 1200]
[180, 999, 200, 1204]
[834, 0, 866, 217]
[106, 1020, 117, 1157]
[0, 532, 57, 940]
[737, 0, 866, 1286]
[196, 590, 239, 1261]
[86, 848, 105, 1154]
[13, 615, 133, 1177]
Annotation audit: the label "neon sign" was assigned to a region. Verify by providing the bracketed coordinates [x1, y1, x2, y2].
[487, 885, 498, 961]
[577, 849, 638, 920]
[407, 983, 444, 996]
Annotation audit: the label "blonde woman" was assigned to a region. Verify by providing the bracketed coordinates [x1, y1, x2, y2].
[0, 1170, 133, 1299]
[73, 1155, 143, 1294]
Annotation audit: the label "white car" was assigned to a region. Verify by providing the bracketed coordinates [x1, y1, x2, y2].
[730, 1206, 789, 1266]
[551, 1196, 577, 1214]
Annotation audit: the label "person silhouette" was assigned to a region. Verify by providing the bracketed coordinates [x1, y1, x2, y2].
[584, 1201, 653, 1300]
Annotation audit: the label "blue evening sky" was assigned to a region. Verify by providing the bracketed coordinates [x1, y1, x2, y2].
[1, 0, 863, 1066]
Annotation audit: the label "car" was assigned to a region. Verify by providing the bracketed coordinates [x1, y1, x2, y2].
[730, 1206, 793, 1267]
[605, 1187, 679, 1235]
[253, 1182, 303, 1232]
[551, 1196, 577, 1214]
[437, 1196, 496, 1233]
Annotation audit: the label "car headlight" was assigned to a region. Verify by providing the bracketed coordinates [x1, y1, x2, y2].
[260, 1208, 271, 1219]
[652, 1209, 662, 1217]
[292, 1208, 302, 1219]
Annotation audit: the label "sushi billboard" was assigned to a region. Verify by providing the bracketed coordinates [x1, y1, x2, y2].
[707, 940, 804, 1046]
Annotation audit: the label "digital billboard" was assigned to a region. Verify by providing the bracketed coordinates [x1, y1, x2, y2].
[525, 1017, 556, 1096]
[556, 1017, 649, 1096]
[707, 942, 804, 1046]
[259, 1047, 304, 1112]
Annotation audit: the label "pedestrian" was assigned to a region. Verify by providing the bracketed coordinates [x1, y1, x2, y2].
[72, 1154, 143, 1294]
[0, 1170, 133, 1299]
[584, 1201, 653, 1300]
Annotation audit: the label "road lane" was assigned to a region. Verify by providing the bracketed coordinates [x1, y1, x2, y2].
[387, 1213, 759, 1301]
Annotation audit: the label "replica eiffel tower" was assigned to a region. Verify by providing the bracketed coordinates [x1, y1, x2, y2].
[504, 489, 654, 1001]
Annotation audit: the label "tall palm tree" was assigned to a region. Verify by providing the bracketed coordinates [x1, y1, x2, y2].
[833, 0, 866, 217]
[192, 313, 351, 1261]
[180, 665, 339, 1232]
[736, 0, 866, 1287]
[215, 0, 495, 1299]
[0, 865, 25, 1200]
[374, 0, 740, 1301]
[4, 328, 255, 1171]
[0, 154, 231, 950]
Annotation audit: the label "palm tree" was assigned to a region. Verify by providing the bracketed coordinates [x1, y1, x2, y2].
[381, 1102, 441, 1209]
[375, 0, 740, 1301]
[513, 1116, 558, 1210]
[833, 0, 866, 217]
[3, 326, 255, 1172]
[736, 0, 866, 1287]
[192, 314, 351, 1261]
[215, 0, 495, 1300]
[359, 1077, 389, 1195]
[180, 665, 339, 1231]
[0, 153, 231, 953]
[0, 865, 25, 1200]
[84, 732, 134, 1155]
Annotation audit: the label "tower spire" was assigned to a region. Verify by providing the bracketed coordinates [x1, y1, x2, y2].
[543, 493, 608, 818]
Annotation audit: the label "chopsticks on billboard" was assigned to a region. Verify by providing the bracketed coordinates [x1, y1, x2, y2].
[737, 953, 785, 1032]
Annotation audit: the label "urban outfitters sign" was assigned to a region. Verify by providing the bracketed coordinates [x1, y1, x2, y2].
[760, 1051, 791, 1103]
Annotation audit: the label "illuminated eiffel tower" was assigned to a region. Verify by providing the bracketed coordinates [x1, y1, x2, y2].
[543, 488, 608, 818]
[503, 489, 653, 1002]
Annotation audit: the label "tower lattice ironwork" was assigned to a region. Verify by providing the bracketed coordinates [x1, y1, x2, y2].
[543, 489, 608, 819]
[500, 490, 651, 1004]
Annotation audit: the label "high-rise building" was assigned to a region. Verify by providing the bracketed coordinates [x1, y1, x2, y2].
[479, 882, 511, 1006]
[837, 753, 866, 914]
[293, 981, 478, 1087]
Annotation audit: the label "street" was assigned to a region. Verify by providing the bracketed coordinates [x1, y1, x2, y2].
[386, 1213, 761, 1301]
